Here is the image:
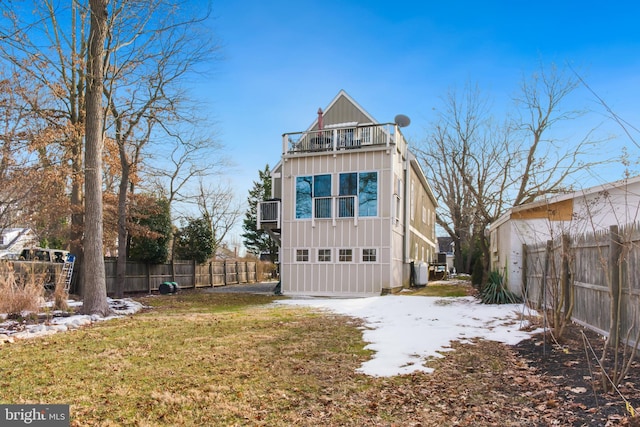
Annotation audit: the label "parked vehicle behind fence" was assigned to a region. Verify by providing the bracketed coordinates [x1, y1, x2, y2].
[19, 248, 70, 263]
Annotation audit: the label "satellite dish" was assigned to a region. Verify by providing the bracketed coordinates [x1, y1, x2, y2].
[394, 114, 411, 127]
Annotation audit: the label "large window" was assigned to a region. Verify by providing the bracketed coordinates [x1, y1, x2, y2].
[338, 171, 378, 217]
[338, 172, 357, 217]
[296, 172, 377, 219]
[359, 172, 378, 216]
[295, 176, 312, 219]
[313, 174, 331, 218]
[296, 174, 332, 219]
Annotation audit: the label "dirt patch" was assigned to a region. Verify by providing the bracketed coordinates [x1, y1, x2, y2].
[512, 323, 640, 426]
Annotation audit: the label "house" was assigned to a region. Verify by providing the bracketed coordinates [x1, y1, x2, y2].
[258, 90, 438, 296]
[0, 228, 38, 258]
[489, 175, 640, 296]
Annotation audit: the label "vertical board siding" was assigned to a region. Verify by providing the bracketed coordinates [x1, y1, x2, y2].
[281, 145, 396, 295]
[523, 222, 640, 345]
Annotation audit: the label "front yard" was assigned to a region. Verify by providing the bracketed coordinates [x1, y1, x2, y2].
[0, 289, 638, 426]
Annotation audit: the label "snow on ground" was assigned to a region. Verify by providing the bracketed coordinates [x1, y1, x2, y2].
[0, 298, 144, 341]
[277, 295, 543, 377]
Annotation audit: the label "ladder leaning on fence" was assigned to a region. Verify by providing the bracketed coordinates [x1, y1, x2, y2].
[62, 254, 76, 292]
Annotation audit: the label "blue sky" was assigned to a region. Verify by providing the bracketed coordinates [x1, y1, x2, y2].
[196, 1, 640, 244]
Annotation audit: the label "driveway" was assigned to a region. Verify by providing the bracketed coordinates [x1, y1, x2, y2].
[204, 282, 279, 295]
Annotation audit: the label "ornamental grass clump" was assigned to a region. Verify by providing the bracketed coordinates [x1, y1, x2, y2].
[480, 270, 522, 304]
[0, 262, 45, 316]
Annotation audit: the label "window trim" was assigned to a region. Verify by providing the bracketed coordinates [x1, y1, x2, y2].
[362, 248, 378, 263]
[338, 248, 354, 263]
[318, 248, 332, 262]
[295, 248, 310, 262]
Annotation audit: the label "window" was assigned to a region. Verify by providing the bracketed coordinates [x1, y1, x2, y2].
[318, 249, 331, 262]
[410, 181, 415, 221]
[296, 176, 312, 219]
[363, 249, 377, 262]
[338, 172, 357, 217]
[296, 175, 332, 219]
[338, 171, 378, 218]
[394, 177, 402, 223]
[314, 174, 332, 218]
[296, 249, 309, 262]
[339, 249, 353, 262]
[297, 172, 377, 220]
[359, 172, 378, 217]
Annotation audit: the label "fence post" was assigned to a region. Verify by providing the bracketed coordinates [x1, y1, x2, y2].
[522, 243, 528, 299]
[236, 260, 240, 284]
[147, 262, 151, 294]
[209, 261, 213, 287]
[192, 259, 197, 288]
[609, 225, 622, 346]
[223, 260, 227, 285]
[561, 233, 571, 317]
[541, 240, 552, 309]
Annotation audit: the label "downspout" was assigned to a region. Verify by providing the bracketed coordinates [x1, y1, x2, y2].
[404, 155, 412, 264]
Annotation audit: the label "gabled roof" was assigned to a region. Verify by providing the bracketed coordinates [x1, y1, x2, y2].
[305, 90, 379, 131]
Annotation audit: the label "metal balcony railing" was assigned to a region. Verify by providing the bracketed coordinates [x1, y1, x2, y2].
[283, 123, 405, 155]
[257, 199, 280, 230]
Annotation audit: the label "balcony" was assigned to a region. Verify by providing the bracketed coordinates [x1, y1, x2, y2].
[283, 123, 406, 155]
[257, 199, 281, 231]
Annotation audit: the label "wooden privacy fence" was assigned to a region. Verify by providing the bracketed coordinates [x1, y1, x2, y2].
[104, 259, 258, 294]
[523, 223, 640, 345]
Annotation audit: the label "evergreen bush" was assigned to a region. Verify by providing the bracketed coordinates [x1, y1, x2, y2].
[480, 270, 522, 304]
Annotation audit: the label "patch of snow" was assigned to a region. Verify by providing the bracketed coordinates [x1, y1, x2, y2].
[0, 298, 145, 340]
[277, 295, 542, 377]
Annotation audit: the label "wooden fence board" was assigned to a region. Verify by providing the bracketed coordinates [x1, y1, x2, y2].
[523, 222, 640, 346]
[102, 259, 258, 294]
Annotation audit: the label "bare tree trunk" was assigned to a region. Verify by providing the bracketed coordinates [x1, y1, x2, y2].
[81, 0, 110, 316]
[115, 139, 129, 299]
[70, 137, 85, 294]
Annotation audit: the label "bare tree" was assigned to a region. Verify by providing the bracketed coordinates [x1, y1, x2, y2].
[417, 84, 490, 274]
[0, 1, 89, 260]
[81, 0, 109, 316]
[193, 179, 243, 258]
[419, 64, 604, 278]
[144, 128, 227, 256]
[1, 1, 221, 297]
[98, 1, 219, 298]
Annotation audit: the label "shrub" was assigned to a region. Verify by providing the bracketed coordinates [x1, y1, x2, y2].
[471, 257, 484, 288]
[52, 273, 69, 311]
[480, 270, 522, 304]
[0, 263, 46, 315]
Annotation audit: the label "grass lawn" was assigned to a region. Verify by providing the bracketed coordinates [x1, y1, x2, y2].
[0, 287, 553, 426]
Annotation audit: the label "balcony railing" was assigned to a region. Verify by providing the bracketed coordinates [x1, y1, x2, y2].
[257, 199, 280, 230]
[311, 195, 359, 227]
[283, 123, 405, 155]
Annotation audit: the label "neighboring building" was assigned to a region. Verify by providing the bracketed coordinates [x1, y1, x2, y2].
[0, 228, 38, 258]
[489, 175, 640, 295]
[437, 236, 455, 274]
[258, 90, 437, 296]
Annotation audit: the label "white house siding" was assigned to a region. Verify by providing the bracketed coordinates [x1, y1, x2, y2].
[493, 218, 551, 295]
[572, 185, 640, 233]
[490, 177, 640, 296]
